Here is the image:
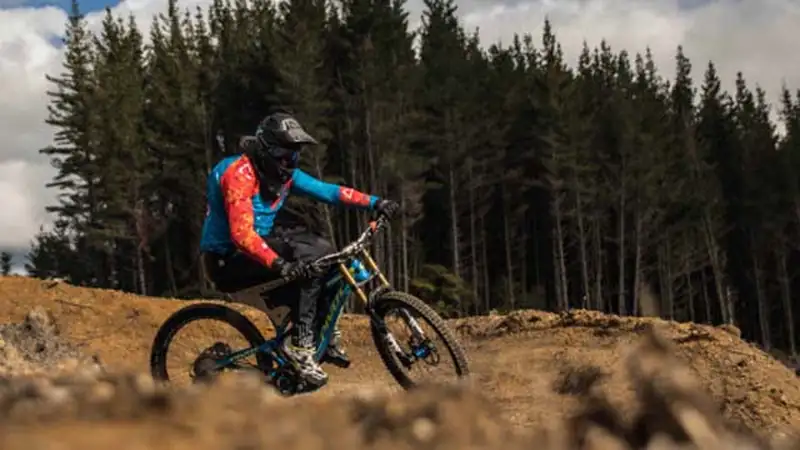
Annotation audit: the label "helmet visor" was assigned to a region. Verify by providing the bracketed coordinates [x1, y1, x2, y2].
[283, 126, 318, 145]
[276, 116, 318, 145]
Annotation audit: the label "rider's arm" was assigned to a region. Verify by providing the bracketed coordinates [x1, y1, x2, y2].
[290, 169, 378, 209]
[220, 158, 280, 268]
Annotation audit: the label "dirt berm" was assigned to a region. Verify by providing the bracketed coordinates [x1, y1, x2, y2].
[0, 276, 799, 449]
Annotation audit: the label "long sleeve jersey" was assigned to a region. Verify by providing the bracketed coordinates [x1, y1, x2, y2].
[200, 154, 378, 267]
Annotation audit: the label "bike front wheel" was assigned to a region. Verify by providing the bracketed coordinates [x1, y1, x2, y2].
[370, 291, 470, 389]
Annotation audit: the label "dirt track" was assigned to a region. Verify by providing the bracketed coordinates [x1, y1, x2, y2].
[0, 276, 799, 449]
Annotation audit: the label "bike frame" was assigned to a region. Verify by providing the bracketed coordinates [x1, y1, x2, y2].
[214, 242, 392, 378]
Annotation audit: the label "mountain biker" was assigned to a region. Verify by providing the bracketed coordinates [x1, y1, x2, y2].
[199, 109, 400, 386]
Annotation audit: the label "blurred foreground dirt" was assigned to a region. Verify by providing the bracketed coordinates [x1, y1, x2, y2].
[0, 276, 799, 449]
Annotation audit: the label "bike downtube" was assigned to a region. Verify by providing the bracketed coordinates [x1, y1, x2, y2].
[338, 263, 369, 306]
[359, 250, 390, 287]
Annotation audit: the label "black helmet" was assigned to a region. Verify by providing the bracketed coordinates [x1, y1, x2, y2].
[255, 110, 318, 149]
[248, 110, 318, 188]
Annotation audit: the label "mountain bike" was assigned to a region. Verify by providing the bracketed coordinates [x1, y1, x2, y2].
[149, 215, 470, 395]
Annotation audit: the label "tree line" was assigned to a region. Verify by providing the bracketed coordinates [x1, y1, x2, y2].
[27, 0, 800, 356]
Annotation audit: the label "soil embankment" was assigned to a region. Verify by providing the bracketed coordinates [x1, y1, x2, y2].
[0, 276, 798, 449]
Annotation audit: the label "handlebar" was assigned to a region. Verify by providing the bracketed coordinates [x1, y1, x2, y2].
[311, 214, 389, 268]
[260, 214, 390, 291]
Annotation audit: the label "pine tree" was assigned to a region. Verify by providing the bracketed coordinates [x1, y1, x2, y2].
[695, 61, 736, 325]
[0, 252, 11, 276]
[39, 0, 104, 286]
[91, 10, 151, 293]
[417, 0, 470, 285]
[531, 21, 575, 311]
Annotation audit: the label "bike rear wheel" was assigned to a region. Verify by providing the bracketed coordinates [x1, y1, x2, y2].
[150, 303, 272, 384]
[370, 291, 470, 389]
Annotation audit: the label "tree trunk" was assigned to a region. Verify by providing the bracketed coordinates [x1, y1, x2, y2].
[700, 267, 714, 324]
[163, 235, 177, 296]
[386, 218, 395, 285]
[686, 269, 695, 323]
[632, 214, 643, 316]
[533, 213, 541, 288]
[400, 193, 409, 292]
[777, 248, 797, 357]
[593, 217, 604, 311]
[665, 239, 674, 320]
[701, 267, 712, 323]
[617, 191, 626, 316]
[702, 213, 730, 323]
[552, 192, 568, 310]
[520, 216, 528, 308]
[468, 158, 480, 305]
[751, 239, 771, 350]
[136, 246, 147, 296]
[552, 233, 563, 311]
[502, 188, 516, 309]
[448, 165, 461, 281]
[481, 216, 491, 312]
[575, 188, 590, 309]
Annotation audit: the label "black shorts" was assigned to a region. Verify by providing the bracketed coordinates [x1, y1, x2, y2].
[204, 226, 335, 295]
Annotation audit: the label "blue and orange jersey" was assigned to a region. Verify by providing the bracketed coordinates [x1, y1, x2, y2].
[200, 154, 378, 267]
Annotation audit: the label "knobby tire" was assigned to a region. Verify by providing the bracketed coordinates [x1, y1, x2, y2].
[370, 290, 471, 389]
[150, 303, 270, 382]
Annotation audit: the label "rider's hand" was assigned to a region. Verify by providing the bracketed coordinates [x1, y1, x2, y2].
[272, 257, 318, 280]
[375, 198, 400, 219]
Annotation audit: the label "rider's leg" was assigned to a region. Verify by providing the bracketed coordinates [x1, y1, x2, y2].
[282, 229, 350, 366]
[273, 227, 337, 385]
[204, 239, 328, 384]
[312, 287, 349, 368]
[202, 234, 289, 294]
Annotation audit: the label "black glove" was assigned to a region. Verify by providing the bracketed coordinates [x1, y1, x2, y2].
[375, 198, 400, 219]
[272, 257, 318, 280]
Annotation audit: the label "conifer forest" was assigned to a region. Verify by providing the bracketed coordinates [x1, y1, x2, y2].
[28, 0, 800, 356]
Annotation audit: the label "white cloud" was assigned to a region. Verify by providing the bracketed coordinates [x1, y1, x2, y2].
[0, 159, 54, 248]
[0, 0, 799, 255]
[462, 0, 800, 116]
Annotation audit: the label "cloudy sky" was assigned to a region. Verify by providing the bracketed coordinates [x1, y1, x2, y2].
[0, 0, 799, 273]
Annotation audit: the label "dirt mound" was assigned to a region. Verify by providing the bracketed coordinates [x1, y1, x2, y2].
[0, 306, 103, 378]
[0, 276, 799, 448]
[0, 328, 793, 450]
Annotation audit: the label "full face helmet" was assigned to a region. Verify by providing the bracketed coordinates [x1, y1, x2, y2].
[254, 110, 318, 182]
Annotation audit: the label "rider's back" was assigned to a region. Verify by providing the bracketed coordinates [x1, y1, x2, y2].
[200, 154, 291, 255]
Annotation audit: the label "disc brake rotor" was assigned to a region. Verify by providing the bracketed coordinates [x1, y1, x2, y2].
[191, 342, 233, 382]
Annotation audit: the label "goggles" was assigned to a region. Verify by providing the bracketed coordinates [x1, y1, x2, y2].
[266, 144, 301, 168]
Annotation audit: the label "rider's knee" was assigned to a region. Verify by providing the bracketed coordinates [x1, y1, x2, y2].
[313, 236, 335, 258]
